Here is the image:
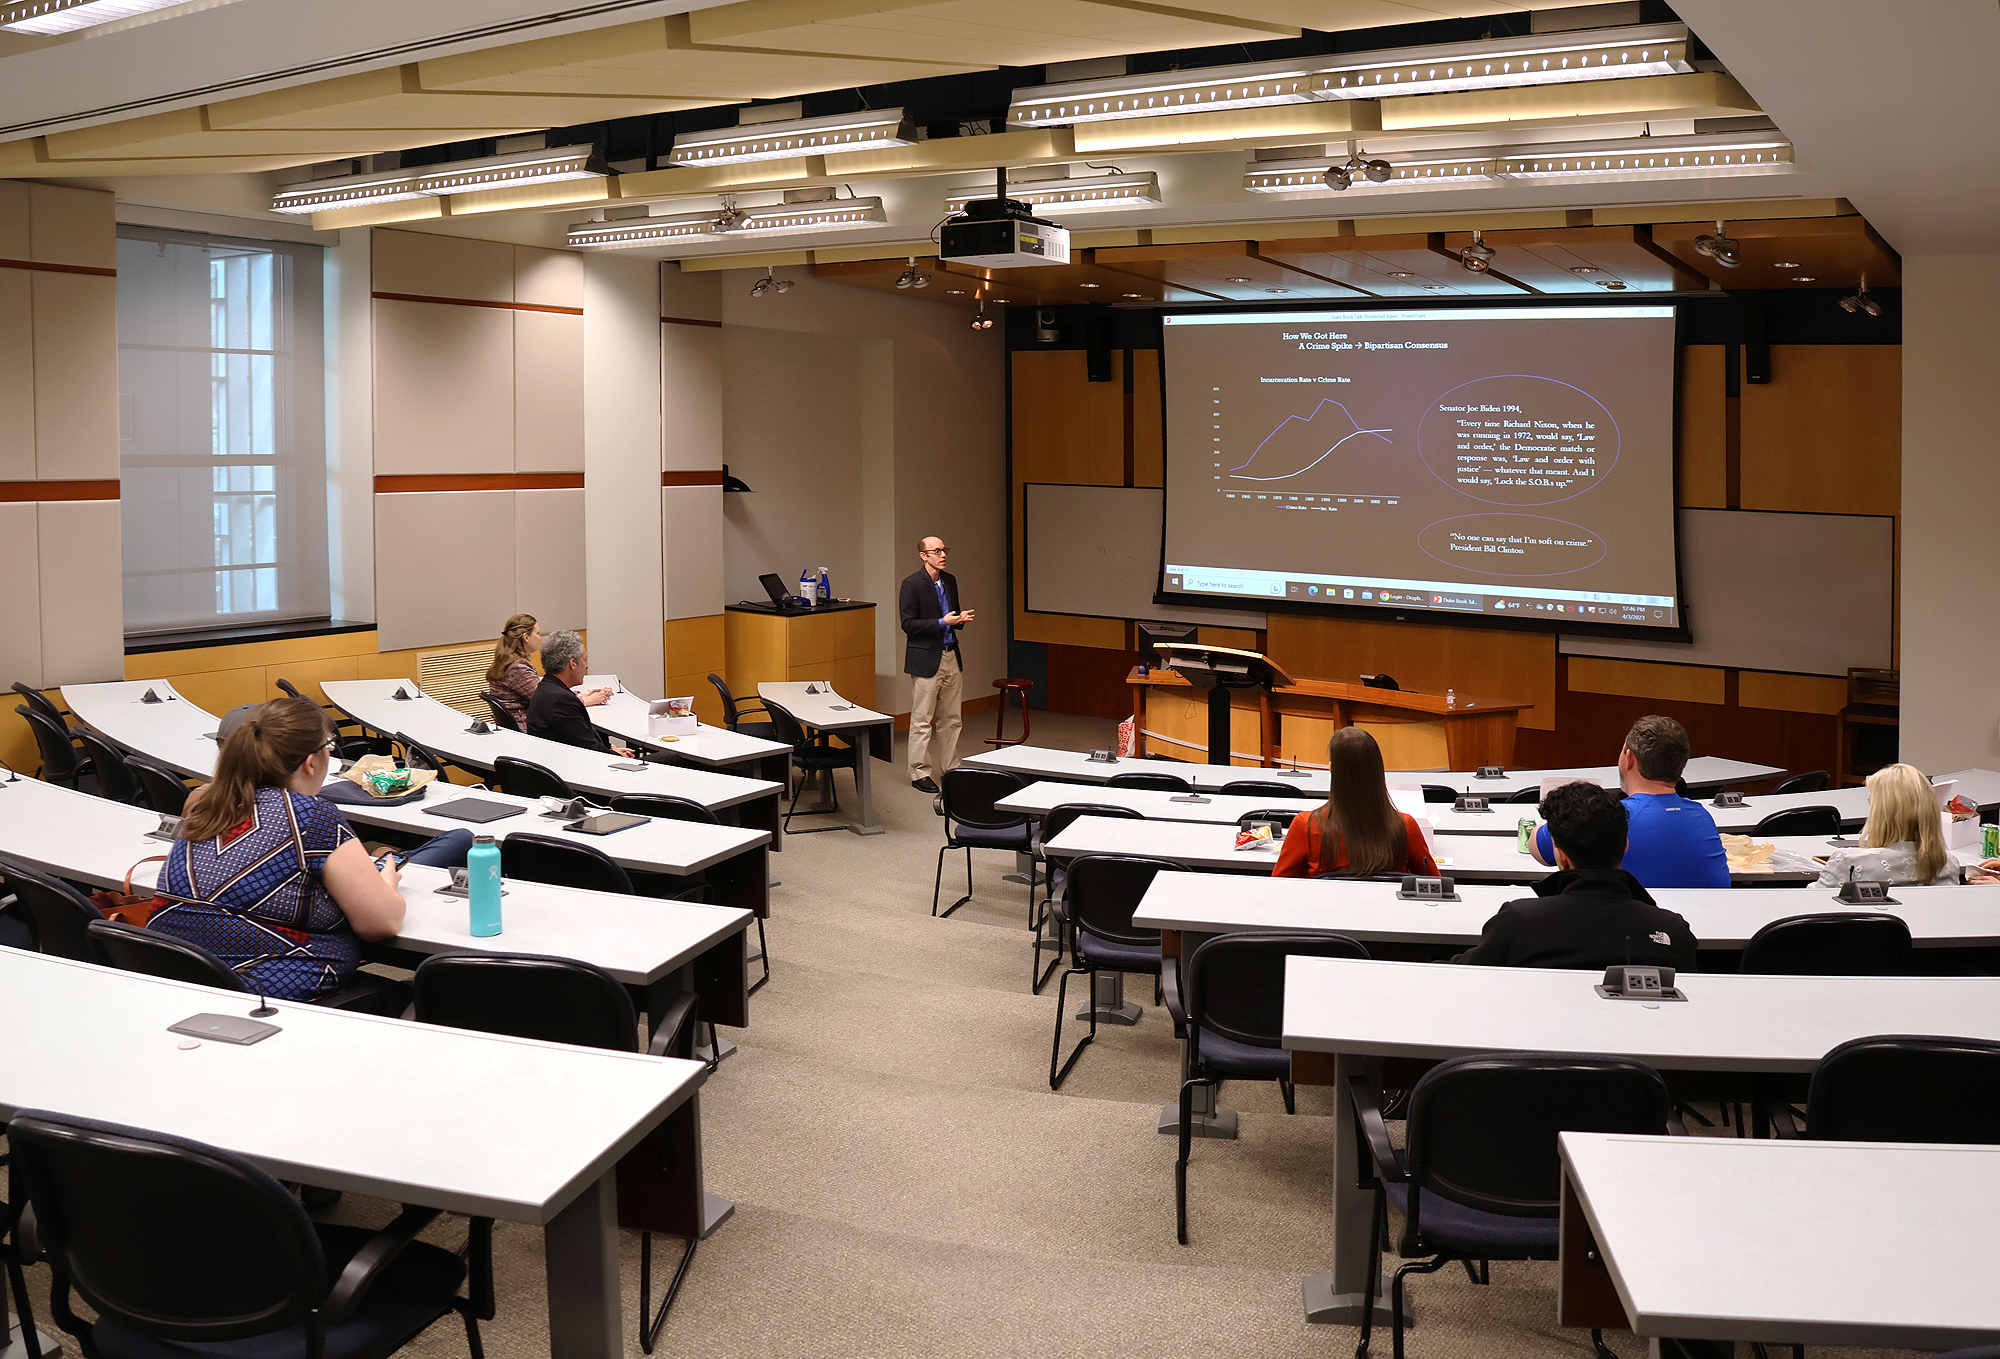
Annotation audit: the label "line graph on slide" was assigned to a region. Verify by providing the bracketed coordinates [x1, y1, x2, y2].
[1226, 398, 1397, 494]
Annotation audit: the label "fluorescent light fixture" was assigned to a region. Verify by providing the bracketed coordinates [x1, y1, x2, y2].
[568, 197, 887, 250]
[942, 172, 1160, 214]
[270, 167, 428, 215]
[668, 109, 916, 166]
[1497, 134, 1793, 180]
[1008, 23, 1690, 126]
[273, 145, 611, 214]
[1243, 152, 1499, 194]
[0, 0, 187, 33]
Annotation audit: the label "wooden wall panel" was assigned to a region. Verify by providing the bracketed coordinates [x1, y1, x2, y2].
[1045, 642, 1141, 719]
[1567, 656, 1725, 705]
[1266, 613, 1557, 731]
[1131, 348, 1164, 488]
[1012, 348, 1128, 647]
[664, 613, 726, 725]
[1741, 345, 1900, 515]
[1738, 670, 1847, 715]
[1678, 343, 1727, 508]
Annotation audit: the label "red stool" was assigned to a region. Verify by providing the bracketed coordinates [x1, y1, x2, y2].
[984, 678, 1034, 748]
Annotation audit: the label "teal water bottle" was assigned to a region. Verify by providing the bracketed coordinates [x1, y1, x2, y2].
[467, 834, 502, 937]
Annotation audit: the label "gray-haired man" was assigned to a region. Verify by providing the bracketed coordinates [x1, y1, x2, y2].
[527, 629, 632, 757]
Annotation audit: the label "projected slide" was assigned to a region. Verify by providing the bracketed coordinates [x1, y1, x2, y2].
[1161, 306, 1681, 633]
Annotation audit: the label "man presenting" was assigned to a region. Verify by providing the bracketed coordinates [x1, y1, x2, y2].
[901, 536, 973, 794]
[527, 629, 634, 757]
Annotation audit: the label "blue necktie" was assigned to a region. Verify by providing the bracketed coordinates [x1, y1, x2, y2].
[935, 580, 955, 648]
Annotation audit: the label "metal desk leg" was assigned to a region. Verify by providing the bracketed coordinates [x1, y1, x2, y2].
[1003, 849, 1043, 888]
[1076, 970, 1141, 1025]
[544, 1171, 621, 1359]
[848, 725, 884, 836]
[1301, 1051, 1405, 1327]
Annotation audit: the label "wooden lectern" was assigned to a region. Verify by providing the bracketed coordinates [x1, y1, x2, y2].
[1153, 643, 1295, 766]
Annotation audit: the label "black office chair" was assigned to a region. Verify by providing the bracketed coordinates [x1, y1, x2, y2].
[707, 674, 777, 742]
[11, 682, 70, 729]
[394, 732, 463, 785]
[499, 831, 635, 895]
[1048, 854, 1176, 1090]
[764, 700, 857, 834]
[1740, 912, 1912, 976]
[72, 729, 143, 806]
[1106, 770, 1192, 793]
[1751, 805, 1844, 838]
[1351, 1053, 1676, 1359]
[1789, 1035, 2000, 1144]
[8, 1109, 486, 1359]
[1772, 770, 1831, 795]
[1218, 779, 1312, 799]
[126, 751, 192, 815]
[1235, 807, 1300, 833]
[1032, 803, 1143, 993]
[277, 677, 392, 758]
[613, 794, 715, 824]
[0, 854, 105, 961]
[1, 1140, 48, 1359]
[16, 706, 92, 792]
[479, 693, 522, 732]
[491, 755, 574, 801]
[1164, 931, 1371, 1243]
[85, 920, 394, 1013]
[1501, 787, 1541, 804]
[411, 952, 698, 1351]
[932, 767, 1031, 920]
[1421, 785, 1458, 803]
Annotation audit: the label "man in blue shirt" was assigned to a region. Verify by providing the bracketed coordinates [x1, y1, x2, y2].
[899, 536, 974, 794]
[1530, 714, 1730, 889]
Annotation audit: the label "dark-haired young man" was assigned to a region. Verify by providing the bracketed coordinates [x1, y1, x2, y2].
[1530, 713, 1729, 889]
[1455, 781, 1698, 971]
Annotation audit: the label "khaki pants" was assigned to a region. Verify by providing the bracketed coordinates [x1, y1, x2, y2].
[908, 646, 963, 784]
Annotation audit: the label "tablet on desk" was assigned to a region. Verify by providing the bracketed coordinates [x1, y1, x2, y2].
[565, 811, 648, 836]
[426, 798, 525, 824]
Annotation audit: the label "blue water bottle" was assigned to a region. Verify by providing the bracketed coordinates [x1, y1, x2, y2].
[467, 834, 502, 937]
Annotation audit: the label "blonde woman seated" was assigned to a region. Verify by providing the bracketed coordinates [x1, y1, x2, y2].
[1815, 762, 1956, 888]
[1273, 727, 1439, 880]
[483, 614, 542, 729]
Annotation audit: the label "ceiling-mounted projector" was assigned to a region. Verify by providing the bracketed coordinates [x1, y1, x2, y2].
[939, 194, 1069, 268]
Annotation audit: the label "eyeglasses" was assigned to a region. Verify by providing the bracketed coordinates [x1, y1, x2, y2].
[321, 738, 339, 755]
[920, 547, 949, 556]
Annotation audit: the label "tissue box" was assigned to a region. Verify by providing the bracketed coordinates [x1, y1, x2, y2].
[1944, 813, 1979, 849]
[649, 713, 698, 738]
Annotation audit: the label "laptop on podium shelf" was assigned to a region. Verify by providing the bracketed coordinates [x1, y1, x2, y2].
[759, 573, 811, 613]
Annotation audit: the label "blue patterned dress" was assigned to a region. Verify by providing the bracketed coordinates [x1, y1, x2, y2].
[152, 786, 360, 1001]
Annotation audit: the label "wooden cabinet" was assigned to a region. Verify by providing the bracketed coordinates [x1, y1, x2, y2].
[725, 603, 876, 707]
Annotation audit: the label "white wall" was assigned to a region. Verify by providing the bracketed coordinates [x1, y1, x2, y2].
[1899, 254, 2000, 771]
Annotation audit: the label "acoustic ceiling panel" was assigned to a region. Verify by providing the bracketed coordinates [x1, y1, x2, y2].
[1261, 235, 1529, 297]
[1651, 216, 1900, 289]
[206, 67, 718, 132]
[1093, 242, 1368, 302]
[40, 108, 520, 162]
[1438, 225, 1706, 293]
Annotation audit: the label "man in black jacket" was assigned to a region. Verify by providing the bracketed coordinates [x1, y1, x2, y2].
[526, 629, 633, 758]
[899, 536, 974, 793]
[1453, 780, 1698, 971]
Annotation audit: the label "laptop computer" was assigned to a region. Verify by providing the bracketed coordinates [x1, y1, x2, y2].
[759, 573, 808, 612]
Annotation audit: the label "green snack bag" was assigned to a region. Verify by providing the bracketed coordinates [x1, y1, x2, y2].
[367, 767, 413, 796]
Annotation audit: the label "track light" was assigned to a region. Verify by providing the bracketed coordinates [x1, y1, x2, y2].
[1322, 164, 1351, 191]
[750, 266, 792, 299]
[1692, 221, 1742, 268]
[1460, 230, 1496, 274]
[1839, 275, 1883, 316]
[970, 301, 996, 332]
[895, 257, 930, 290]
[713, 196, 747, 233]
[1317, 155, 1391, 192]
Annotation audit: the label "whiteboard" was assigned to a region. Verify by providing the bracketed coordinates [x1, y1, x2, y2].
[1024, 483, 1266, 628]
[1560, 508, 1893, 676]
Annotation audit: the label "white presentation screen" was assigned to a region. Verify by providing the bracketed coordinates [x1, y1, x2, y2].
[1161, 305, 1683, 634]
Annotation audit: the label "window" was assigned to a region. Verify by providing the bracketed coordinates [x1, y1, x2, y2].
[118, 227, 328, 636]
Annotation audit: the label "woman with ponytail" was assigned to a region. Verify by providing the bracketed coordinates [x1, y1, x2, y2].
[149, 696, 416, 1010]
[485, 613, 543, 728]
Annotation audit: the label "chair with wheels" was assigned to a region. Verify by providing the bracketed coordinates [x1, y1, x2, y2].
[479, 693, 522, 732]
[0, 854, 105, 961]
[10, 682, 70, 730]
[613, 794, 716, 824]
[707, 674, 777, 742]
[764, 700, 857, 834]
[932, 767, 1030, 919]
[8, 1108, 487, 1359]
[411, 952, 700, 1352]
[1740, 912, 1912, 977]
[1422, 785, 1458, 803]
[1776, 1034, 2000, 1144]
[499, 832, 634, 896]
[1751, 805, 1844, 838]
[85, 921, 397, 1013]
[1106, 770, 1192, 793]
[1502, 787, 1541, 804]
[1, 1141, 49, 1359]
[1048, 854, 1177, 1089]
[278, 677, 392, 758]
[1218, 779, 1312, 799]
[72, 729, 143, 806]
[393, 732, 466, 786]
[1772, 770, 1831, 795]
[1164, 931, 1371, 1243]
[15, 706, 93, 792]
[1031, 803, 1143, 993]
[1350, 1052, 1676, 1359]
[125, 752, 193, 815]
[983, 678, 1034, 748]
[491, 755, 574, 801]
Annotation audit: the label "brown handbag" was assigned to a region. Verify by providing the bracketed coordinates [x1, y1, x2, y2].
[89, 855, 168, 926]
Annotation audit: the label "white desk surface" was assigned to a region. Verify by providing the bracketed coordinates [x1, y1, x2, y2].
[961, 746, 1783, 797]
[389, 864, 750, 987]
[586, 687, 789, 768]
[755, 681, 891, 733]
[322, 680, 779, 810]
[1134, 869, 2000, 950]
[0, 948, 704, 1225]
[1282, 955, 2000, 1072]
[1562, 1132, 2000, 1349]
[997, 780, 1421, 826]
[62, 679, 222, 780]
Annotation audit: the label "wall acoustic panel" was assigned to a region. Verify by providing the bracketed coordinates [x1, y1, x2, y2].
[1740, 345, 1901, 516]
[514, 246, 583, 309]
[374, 491, 517, 651]
[0, 501, 44, 688]
[372, 228, 513, 302]
[663, 483, 723, 621]
[513, 486, 586, 632]
[27, 182, 116, 270]
[0, 269, 33, 481]
[372, 298, 515, 474]
[31, 272, 118, 480]
[513, 310, 584, 473]
[37, 499, 123, 683]
[1025, 482, 1262, 628]
[0, 182, 29, 257]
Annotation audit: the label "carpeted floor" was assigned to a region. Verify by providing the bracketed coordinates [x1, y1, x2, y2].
[7, 713, 1934, 1358]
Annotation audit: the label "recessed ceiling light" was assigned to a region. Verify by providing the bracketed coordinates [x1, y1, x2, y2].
[1121, 292, 1146, 298]
[1265, 288, 1290, 294]
[1792, 275, 1816, 282]
[1387, 272, 1417, 280]
[946, 289, 966, 295]
[1601, 280, 1629, 290]
[1078, 282, 1101, 288]
[1774, 261, 1802, 268]
[1226, 276, 1253, 283]
[1421, 285, 1446, 290]
[1569, 265, 1603, 275]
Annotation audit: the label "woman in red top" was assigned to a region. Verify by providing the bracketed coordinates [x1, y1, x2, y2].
[1273, 726, 1438, 879]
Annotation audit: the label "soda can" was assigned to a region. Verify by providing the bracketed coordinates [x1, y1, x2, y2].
[1984, 823, 1998, 860]
[1517, 818, 1536, 854]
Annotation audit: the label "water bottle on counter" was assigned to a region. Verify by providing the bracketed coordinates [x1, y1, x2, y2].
[468, 834, 502, 937]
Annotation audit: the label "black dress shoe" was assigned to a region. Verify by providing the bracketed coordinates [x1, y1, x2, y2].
[912, 777, 939, 793]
